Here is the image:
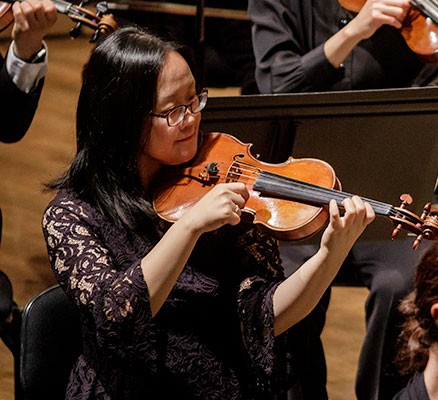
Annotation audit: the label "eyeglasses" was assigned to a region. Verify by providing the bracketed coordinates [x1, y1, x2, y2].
[149, 89, 208, 127]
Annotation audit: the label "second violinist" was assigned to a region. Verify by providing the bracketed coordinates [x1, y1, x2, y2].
[42, 26, 375, 399]
[249, 0, 438, 93]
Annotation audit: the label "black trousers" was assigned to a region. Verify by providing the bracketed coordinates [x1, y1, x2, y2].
[280, 238, 428, 400]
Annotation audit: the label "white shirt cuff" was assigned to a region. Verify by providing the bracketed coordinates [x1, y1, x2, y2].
[6, 41, 48, 94]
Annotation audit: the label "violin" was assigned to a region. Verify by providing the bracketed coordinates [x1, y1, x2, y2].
[153, 132, 438, 248]
[0, 0, 117, 41]
[338, 0, 438, 61]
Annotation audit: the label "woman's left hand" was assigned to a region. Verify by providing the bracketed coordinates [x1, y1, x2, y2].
[320, 195, 375, 258]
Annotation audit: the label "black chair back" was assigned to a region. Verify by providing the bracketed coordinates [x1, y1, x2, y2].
[19, 285, 81, 400]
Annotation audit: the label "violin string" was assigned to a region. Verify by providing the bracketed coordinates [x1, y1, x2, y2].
[255, 170, 391, 212]
[226, 162, 411, 220]
[228, 161, 391, 210]
[210, 161, 420, 226]
[256, 170, 421, 225]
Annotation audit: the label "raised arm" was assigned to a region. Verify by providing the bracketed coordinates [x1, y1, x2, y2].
[273, 196, 375, 335]
[324, 0, 410, 68]
[0, 0, 56, 142]
[143, 182, 249, 316]
[248, 0, 340, 93]
[249, 0, 410, 93]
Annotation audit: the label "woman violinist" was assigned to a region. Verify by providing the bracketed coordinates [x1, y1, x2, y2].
[42, 26, 374, 399]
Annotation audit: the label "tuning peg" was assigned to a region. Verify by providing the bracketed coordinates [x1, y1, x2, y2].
[422, 214, 438, 240]
[392, 194, 414, 239]
[412, 204, 438, 249]
[399, 193, 413, 206]
[412, 234, 423, 250]
[96, 1, 109, 14]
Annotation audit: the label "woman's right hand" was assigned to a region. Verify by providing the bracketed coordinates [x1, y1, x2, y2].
[347, 0, 410, 40]
[180, 182, 249, 235]
[143, 182, 248, 316]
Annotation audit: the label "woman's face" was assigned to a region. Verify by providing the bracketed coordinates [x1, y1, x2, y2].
[141, 51, 201, 169]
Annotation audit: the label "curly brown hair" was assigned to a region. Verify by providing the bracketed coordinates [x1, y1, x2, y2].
[395, 240, 438, 376]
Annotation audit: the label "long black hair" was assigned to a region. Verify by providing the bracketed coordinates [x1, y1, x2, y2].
[48, 26, 200, 235]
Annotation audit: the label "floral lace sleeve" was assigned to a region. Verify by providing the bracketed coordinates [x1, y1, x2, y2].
[42, 200, 158, 365]
[236, 227, 295, 393]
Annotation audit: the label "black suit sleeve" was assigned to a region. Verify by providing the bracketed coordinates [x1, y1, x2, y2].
[0, 52, 44, 143]
[248, 0, 344, 93]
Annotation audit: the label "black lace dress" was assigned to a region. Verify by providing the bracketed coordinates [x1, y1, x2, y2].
[42, 190, 296, 399]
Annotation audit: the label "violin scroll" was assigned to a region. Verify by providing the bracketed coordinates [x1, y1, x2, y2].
[412, 203, 438, 249]
[338, 0, 438, 61]
[0, 0, 118, 42]
[390, 195, 438, 249]
[391, 194, 414, 240]
[67, 1, 118, 42]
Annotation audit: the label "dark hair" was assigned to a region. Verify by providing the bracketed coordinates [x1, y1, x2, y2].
[396, 240, 438, 375]
[48, 26, 200, 234]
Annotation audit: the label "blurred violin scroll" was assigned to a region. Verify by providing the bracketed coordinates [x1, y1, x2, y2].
[338, 0, 438, 61]
[0, 0, 118, 41]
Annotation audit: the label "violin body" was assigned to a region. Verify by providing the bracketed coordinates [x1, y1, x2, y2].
[0, 2, 13, 32]
[153, 132, 438, 246]
[154, 132, 339, 241]
[338, 0, 438, 61]
[401, 6, 438, 61]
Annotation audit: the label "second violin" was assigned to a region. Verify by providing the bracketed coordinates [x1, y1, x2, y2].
[0, 0, 118, 41]
[338, 0, 438, 61]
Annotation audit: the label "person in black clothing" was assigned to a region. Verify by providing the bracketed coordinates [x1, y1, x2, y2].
[249, 0, 438, 93]
[0, 0, 57, 353]
[392, 239, 438, 400]
[0, 0, 57, 141]
[248, 1, 437, 399]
